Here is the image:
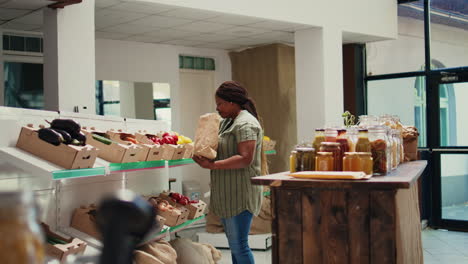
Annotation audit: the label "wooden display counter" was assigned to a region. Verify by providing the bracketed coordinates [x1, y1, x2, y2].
[252, 160, 427, 264]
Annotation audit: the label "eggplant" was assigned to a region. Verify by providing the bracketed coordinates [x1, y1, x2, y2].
[50, 119, 81, 134]
[51, 129, 72, 144]
[70, 131, 87, 146]
[38, 128, 63, 146]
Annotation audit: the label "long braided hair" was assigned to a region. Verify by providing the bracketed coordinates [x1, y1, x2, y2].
[215, 81, 268, 175]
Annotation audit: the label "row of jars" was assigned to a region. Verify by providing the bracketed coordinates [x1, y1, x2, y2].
[291, 123, 404, 175]
[290, 146, 374, 175]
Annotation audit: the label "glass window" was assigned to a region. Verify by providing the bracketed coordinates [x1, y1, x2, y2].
[4, 62, 44, 109]
[367, 76, 427, 147]
[441, 154, 468, 221]
[366, 0, 424, 76]
[430, 0, 468, 70]
[439, 81, 468, 147]
[95, 80, 120, 116]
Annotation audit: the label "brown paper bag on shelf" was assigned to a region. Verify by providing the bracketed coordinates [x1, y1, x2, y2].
[134, 240, 177, 264]
[402, 126, 419, 162]
[193, 113, 221, 160]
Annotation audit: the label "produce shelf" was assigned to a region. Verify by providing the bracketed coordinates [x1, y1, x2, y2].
[265, 150, 276, 155]
[140, 214, 206, 245]
[52, 167, 106, 180]
[109, 160, 166, 172]
[168, 158, 194, 167]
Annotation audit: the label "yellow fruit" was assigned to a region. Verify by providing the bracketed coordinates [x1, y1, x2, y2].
[263, 136, 271, 141]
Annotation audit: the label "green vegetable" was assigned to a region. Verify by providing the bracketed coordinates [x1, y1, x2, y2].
[92, 134, 113, 145]
[47, 236, 67, 245]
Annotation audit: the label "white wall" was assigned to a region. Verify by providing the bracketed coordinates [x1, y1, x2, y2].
[95, 39, 231, 132]
[143, 0, 397, 42]
[119, 81, 136, 118]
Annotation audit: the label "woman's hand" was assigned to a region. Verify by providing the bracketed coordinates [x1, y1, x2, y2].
[193, 155, 216, 170]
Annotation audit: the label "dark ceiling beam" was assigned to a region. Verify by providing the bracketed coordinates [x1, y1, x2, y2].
[48, 0, 83, 9]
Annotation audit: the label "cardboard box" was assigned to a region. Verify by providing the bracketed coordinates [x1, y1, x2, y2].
[82, 129, 141, 163]
[161, 144, 177, 160]
[186, 200, 207, 220]
[182, 143, 195, 159]
[159, 192, 206, 220]
[16, 126, 99, 170]
[70, 205, 101, 239]
[42, 223, 87, 263]
[263, 140, 276, 151]
[171, 145, 186, 160]
[135, 132, 156, 145]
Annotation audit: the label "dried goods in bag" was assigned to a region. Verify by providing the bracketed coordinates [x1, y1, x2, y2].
[193, 113, 221, 160]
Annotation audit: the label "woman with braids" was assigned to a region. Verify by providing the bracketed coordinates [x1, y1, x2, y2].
[193, 81, 266, 264]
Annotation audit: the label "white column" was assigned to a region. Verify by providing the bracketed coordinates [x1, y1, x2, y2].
[294, 27, 343, 143]
[134, 82, 155, 120]
[119, 81, 136, 119]
[43, 0, 95, 114]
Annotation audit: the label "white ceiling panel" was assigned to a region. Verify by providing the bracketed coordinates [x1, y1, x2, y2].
[247, 20, 306, 31]
[100, 23, 160, 35]
[95, 9, 148, 29]
[220, 26, 271, 37]
[176, 21, 233, 33]
[12, 9, 41, 25]
[128, 14, 191, 28]
[182, 33, 236, 42]
[220, 37, 272, 46]
[2, 21, 39, 31]
[95, 31, 131, 40]
[162, 39, 208, 46]
[125, 34, 168, 43]
[158, 8, 220, 20]
[195, 42, 242, 50]
[109, 2, 175, 14]
[145, 28, 198, 39]
[0, 0, 50, 10]
[0, 8, 30, 20]
[204, 14, 265, 26]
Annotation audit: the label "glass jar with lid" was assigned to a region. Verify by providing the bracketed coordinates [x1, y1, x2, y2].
[295, 147, 316, 171]
[336, 129, 350, 156]
[289, 150, 297, 172]
[0, 191, 45, 264]
[368, 126, 391, 175]
[358, 115, 379, 128]
[319, 142, 341, 171]
[346, 127, 358, 152]
[357, 152, 373, 175]
[315, 152, 335, 171]
[312, 129, 325, 152]
[391, 129, 401, 169]
[324, 128, 338, 142]
[343, 152, 361, 171]
[355, 129, 371, 152]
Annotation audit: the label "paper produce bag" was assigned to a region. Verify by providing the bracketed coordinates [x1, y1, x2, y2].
[402, 126, 419, 161]
[194, 113, 221, 159]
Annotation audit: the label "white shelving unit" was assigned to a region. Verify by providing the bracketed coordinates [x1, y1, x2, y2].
[0, 106, 201, 257]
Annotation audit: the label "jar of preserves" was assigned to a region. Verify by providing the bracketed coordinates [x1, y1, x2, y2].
[346, 127, 358, 152]
[336, 129, 350, 157]
[290, 150, 297, 172]
[295, 147, 316, 171]
[312, 129, 325, 152]
[315, 152, 335, 171]
[343, 152, 361, 171]
[368, 126, 391, 175]
[390, 129, 400, 170]
[355, 129, 371, 152]
[324, 128, 337, 142]
[0, 191, 45, 264]
[319, 142, 341, 171]
[357, 152, 373, 175]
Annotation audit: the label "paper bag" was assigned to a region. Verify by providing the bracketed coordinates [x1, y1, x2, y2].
[194, 113, 221, 159]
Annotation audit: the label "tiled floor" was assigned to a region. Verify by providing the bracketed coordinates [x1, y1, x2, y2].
[178, 227, 468, 263]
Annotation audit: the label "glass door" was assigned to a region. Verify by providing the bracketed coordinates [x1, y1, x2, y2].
[430, 69, 468, 230]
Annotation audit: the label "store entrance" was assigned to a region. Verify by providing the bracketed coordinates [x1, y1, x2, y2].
[430, 69, 468, 231]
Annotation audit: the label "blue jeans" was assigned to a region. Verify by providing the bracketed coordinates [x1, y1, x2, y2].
[221, 210, 255, 264]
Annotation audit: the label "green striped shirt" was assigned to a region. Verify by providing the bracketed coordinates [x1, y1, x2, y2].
[210, 110, 263, 218]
